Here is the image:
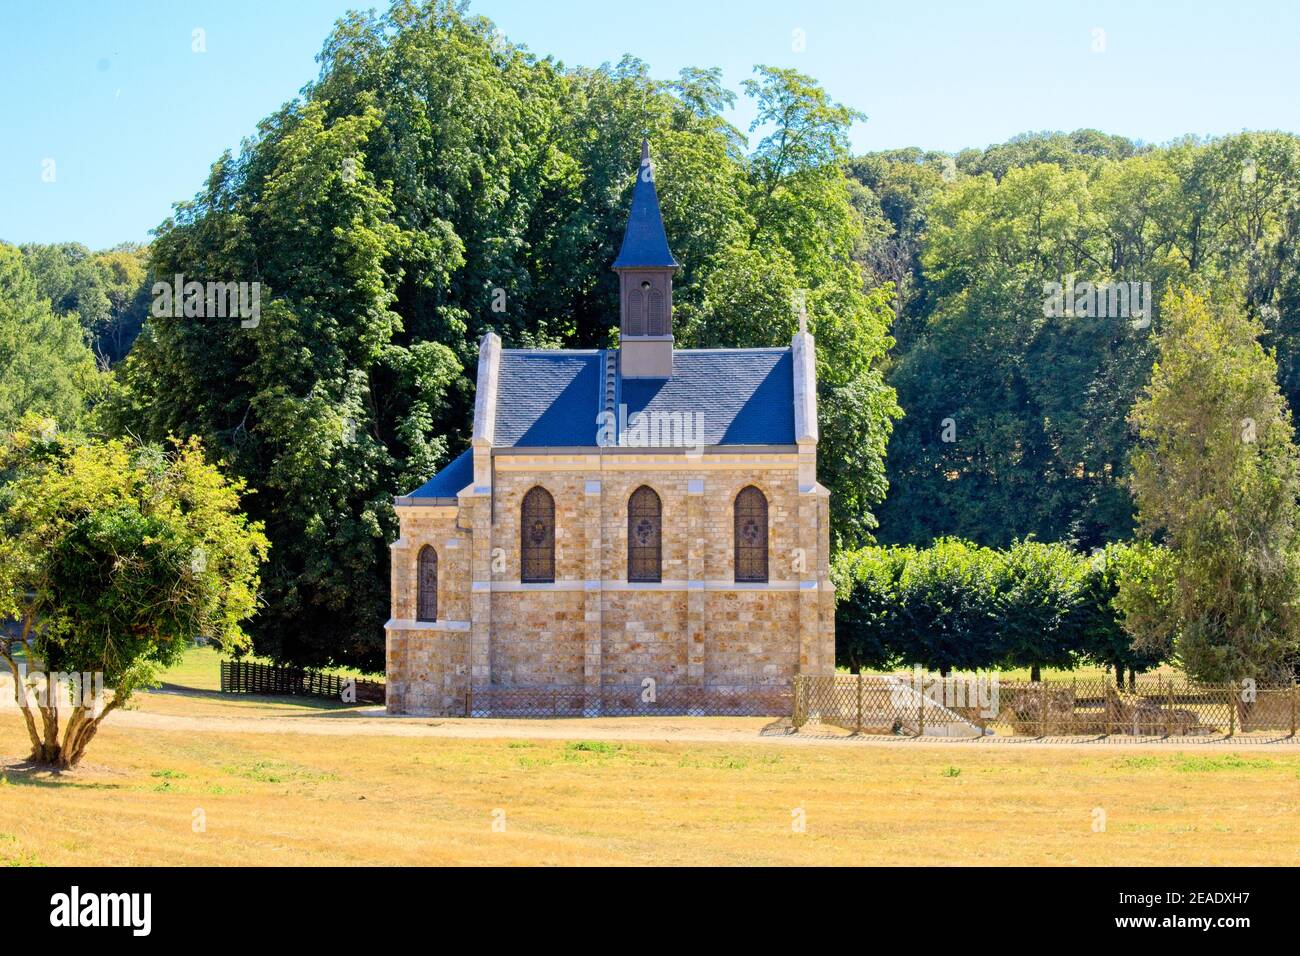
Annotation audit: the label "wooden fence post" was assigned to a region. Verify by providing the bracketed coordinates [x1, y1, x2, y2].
[1104, 680, 1113, 737]
[855, 672, 863, 734]
[1038, 680, 1047, 738]
[1227, 684, 1236, 738]
[1170, 676, 1180, 738]
[1070, 677, 1077, 736]
[1291, 683, 1296, 739]
[917, 682, 925, 738]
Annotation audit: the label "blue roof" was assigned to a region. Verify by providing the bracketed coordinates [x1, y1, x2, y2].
[612, 143, 679, 270]
[494, 350, 603, 447]
[491, 346, 794, 449]
[400, 448, 473, 501]
[620, 348, 795, 445]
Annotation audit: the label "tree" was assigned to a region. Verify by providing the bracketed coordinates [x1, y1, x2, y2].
[19, 241, 151, 365]
[1126, 287, 1300, 681]
[833, 545, 910, 672]
[0, 243, 99, 432]
[870, 131, 1300, 554]
[108, 4, 901, 668]
[992, 539, 1085, 681]
[1080, 542, 1171, 686]
[891, 538, 1001, 675]
[687, 65, 899, 548]
[0, 416, 268, 768]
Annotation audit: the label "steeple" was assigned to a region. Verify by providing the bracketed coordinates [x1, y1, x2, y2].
[613, 139, 679, 270]
[615, 138, 678, 379]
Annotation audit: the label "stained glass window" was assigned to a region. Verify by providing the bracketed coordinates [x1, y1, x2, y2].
[521, 486, 555, 583]
[734, 486, 768, 583]
[417, 546, 438, 622]
[627, 486, 662, 582]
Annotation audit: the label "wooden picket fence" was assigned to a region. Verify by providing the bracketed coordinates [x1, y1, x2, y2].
[220, 659, 385, 704]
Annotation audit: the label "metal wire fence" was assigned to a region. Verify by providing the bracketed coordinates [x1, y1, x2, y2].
[464, 684, 792, 718]
[792, 674, 1300, 742]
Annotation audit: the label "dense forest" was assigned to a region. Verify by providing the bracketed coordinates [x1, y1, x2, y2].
[4, 0, 1299, 671]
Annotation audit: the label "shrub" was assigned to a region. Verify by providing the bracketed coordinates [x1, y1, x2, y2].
[833, 538, 1172, 678]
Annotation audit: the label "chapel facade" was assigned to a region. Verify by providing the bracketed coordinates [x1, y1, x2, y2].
[385, 141, 834, 716]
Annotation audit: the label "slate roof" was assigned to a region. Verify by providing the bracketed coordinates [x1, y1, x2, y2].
[494, 350, 604, 447]
[491, 346, 794, 449]
[398, 448, 473, 503]
[620, 348, 795, 446]
[611, 140, 679, 270]
[398, 345, 798, 501]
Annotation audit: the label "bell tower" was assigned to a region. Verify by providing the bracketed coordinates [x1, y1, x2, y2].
[614, 139, 679, 379]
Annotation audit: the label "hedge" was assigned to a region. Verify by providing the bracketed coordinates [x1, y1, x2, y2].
[833, 538, 1170, 680]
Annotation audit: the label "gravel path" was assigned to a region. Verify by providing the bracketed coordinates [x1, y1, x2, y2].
[114, 696, 1300, 750]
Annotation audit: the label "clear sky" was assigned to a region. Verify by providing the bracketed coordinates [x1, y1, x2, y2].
[3, 0, 1297, 248]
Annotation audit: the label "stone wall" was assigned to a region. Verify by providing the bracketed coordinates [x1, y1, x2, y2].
[488, 589, 587, 686]
[703, 590, 800, 686]
[386, 452, 833, 715]
[600, 589, 689, 688]
[388, 505, 470, 623]
[386, 626, 469, 714]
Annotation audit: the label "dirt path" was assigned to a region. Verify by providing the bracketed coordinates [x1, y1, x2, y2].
[116, 695, 1300, 751]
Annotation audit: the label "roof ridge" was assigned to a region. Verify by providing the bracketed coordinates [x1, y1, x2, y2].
[673, 346, 791, 354]
[500, 348, 603, 355]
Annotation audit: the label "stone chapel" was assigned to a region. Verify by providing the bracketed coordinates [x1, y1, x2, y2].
[385, 140, 834, 715]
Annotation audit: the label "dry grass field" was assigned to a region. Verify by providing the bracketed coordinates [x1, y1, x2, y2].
[2, 649, 1300, 866]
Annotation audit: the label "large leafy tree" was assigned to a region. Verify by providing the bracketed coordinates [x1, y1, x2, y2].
[19, 241, 151, 365]
[866, 130, 1300, 553]
[0, 416, 268, 768]
[1125, 288, 1300, 681]
[682, 66, 899, 547]
[106, 1, 900, 667]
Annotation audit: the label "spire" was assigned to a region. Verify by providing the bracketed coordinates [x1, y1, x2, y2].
[613, 138, 679, 270]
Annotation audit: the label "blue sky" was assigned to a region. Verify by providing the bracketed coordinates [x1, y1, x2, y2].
[3, 0, 1298, 248]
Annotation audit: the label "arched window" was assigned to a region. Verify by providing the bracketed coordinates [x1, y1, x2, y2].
[417, 546, 438, 622]
[521, 486, 555, 583]
[734, 486, 768, 583]
[627, 486, 662, 582]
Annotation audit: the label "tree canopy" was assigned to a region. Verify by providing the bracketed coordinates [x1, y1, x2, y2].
[0, 415, 269, 767]
[101, 0, 898, 669]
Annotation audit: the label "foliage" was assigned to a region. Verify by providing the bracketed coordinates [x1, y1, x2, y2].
[992, 539, 1086, 680]
[831, 544, 910, 672]
[104, 1, 899, 667]
[19, 241, 151, 365]
[1126, 288, 1300, 681]
[865, 130, 1300, 553]
[0, 414, 268, 767]
[1089, 541, 1175, 679]
[0, 244, 99, 433]
[833, 538, 1172, 677]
